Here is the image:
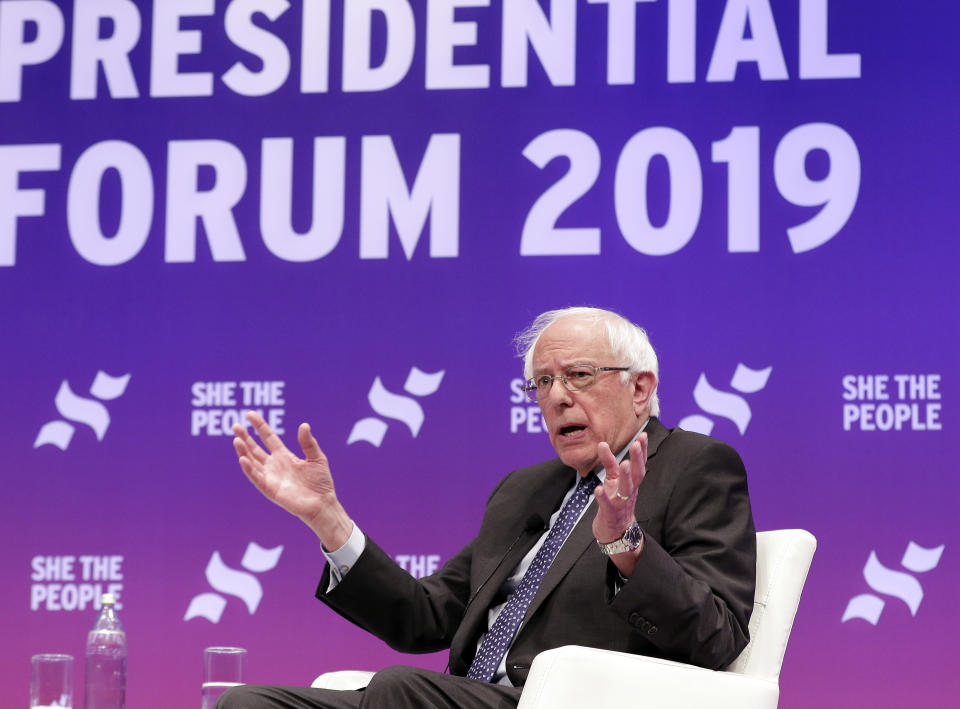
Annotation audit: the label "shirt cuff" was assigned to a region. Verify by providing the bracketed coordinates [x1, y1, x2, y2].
[610, 562, 634, 595]
[323, 523, 365, 589]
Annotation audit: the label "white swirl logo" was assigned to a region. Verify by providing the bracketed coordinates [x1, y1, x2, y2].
[184, 542, 284, 624]
[34, 371, 132, 450]
[679, 363, 772, 436]
[347, 366, 445, 447]
[842, 541, 945, 625]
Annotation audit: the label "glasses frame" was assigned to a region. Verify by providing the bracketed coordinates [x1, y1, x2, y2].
[523, 365, 630, 402]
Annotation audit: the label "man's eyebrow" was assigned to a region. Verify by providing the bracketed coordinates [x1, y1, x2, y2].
[533, 360, 596, 374]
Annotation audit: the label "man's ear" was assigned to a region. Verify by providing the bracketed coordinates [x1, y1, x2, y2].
[632, 371, 657, 416]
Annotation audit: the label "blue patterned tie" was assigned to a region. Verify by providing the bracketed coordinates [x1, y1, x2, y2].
[467, 472, 600, 682]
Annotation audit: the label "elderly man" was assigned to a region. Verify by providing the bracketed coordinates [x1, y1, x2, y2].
[220, 307, 756, 709]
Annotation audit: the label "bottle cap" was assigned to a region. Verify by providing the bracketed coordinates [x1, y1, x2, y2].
[101, 593, 116, 606]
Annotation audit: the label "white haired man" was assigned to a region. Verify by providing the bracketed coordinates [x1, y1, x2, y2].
[221, 306, 756, 708]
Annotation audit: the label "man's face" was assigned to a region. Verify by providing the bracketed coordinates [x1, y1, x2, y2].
[533, 318, 648, 476]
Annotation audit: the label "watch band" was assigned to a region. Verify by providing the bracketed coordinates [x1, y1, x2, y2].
[596, 521, 644, 555]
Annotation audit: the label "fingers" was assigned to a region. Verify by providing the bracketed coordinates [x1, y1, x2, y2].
[231, 422, 269, 497]
[616, 456, 634, 499]
[629, 433, 648, 489]
[597, 442, 620, 487]
[232, 434, 258, 469]
[297, 422, 325, 462]
[235, 453, 258, 480]
[592, 435, 648, 542]
[595, 442, 622, 504]
[246, 410, 286, 453]
[233, 441, 265, 488]
[232, 423, 268, 465]
[595, 435, 648, 506]
[597, 441, 617, 471]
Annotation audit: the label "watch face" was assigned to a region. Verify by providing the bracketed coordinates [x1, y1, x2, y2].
[625, 523, 644, 548]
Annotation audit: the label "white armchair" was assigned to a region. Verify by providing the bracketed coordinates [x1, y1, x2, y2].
[312, 529, 817, 709]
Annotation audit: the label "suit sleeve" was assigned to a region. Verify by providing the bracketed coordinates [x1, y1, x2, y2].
[313, 474, 515, 654]
[609, 436, 756, 670]
[316, 534, 474, 653]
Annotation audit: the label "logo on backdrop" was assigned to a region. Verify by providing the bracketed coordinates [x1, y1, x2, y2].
[842, 374, 942, 431]
[190, 380, 286, 436]
[510, 377, 547, 433]
[184, 542, 284, 624]
[678, 364, 773, 436]
[34, 371, 131, 450]
[347, 366, 445, 447]
[842, 541, 945, 625]
[508, 378, 544, 434]
[30, 555, 124, 612]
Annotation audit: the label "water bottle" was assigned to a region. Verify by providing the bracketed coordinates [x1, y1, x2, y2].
[85, 593, 126, 709]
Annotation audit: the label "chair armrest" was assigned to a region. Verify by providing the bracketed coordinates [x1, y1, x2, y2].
[517, 646, 780, 709]
[310, 670, 376, 690]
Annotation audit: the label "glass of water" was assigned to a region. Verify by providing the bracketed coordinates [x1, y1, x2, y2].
[202, 646, 247, 709]
[30, 653, 74, 708]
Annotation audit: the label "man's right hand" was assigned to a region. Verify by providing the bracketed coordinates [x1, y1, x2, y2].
[232, 411, 353, 550]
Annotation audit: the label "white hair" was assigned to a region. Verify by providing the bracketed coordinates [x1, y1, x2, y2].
[515, 306, 660, 417]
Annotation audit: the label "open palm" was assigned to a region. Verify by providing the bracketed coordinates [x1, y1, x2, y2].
[232, 411, 335, 523]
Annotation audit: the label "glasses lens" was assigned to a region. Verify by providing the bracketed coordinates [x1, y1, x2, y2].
[524, 379, 540, 402]
[564, 366, 597, 390]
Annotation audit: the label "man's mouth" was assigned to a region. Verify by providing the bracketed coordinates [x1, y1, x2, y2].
[559, 425, 586, 438]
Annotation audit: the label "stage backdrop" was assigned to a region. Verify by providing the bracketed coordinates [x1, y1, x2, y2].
[2, 1, 956, 706]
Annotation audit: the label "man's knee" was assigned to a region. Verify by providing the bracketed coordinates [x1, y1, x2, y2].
[365, 665, 423, 694]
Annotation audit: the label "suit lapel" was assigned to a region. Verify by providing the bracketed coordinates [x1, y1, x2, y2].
[644, 416, 669, 462]
[520, 496, 597, 626]
[459, 461, 573, 640]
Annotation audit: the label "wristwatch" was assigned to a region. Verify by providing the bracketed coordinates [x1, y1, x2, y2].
[596, 521, 644, 555]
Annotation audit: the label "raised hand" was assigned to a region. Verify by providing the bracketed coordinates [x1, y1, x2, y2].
[592, 433, 648, 570]
[233, 411, 353, 549]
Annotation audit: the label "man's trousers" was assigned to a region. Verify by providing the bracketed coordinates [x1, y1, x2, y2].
[216, 665, 524, 709]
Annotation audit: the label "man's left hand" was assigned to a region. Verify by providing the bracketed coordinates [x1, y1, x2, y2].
[592, 433, 648, 575]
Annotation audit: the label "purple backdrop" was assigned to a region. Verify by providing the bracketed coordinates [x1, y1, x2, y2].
[2, 1, 957, 707]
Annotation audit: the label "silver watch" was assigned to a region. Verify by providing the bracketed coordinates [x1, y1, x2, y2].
[596, 521, 644, 555]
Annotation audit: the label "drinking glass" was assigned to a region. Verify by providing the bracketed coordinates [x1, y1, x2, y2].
[202, 646, 247, 709]
[30, 654, 74, 708]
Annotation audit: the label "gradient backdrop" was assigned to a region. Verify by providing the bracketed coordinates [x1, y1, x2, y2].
[2, 1, 957, 707]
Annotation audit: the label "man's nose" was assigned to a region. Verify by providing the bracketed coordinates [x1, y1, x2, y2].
[543, 377, 573, 405]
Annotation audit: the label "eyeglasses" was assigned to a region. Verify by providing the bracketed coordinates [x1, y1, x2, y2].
[523, 365, 630, 402]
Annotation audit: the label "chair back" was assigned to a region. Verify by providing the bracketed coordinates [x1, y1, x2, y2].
[725, 529, 816, 682]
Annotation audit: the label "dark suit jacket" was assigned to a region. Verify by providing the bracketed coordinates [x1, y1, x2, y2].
[317, 417, 756, 685]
